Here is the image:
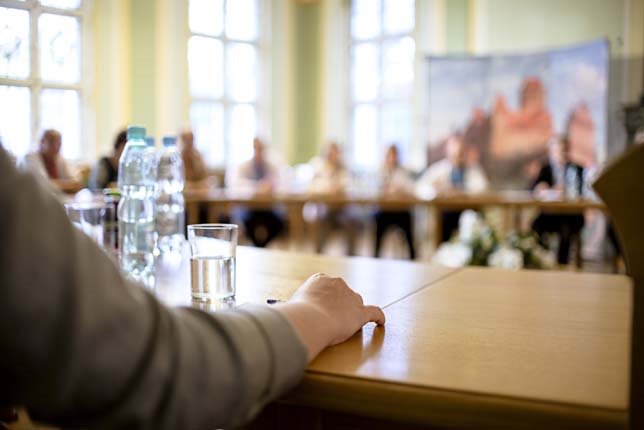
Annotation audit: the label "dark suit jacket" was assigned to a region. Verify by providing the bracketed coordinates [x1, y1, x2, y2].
[530, 161, 584, 196]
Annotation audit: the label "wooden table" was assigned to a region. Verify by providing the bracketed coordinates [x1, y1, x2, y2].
[155, 247, 631, 429]
[183, 189, 607, 249]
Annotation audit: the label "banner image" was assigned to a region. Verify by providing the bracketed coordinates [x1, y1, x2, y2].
[427, 39, 609, 188]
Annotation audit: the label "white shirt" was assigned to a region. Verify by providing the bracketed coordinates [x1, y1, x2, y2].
[227, 157, 281, 193]
[416, 158, 489, 199]
[380, 166, 415, 195]
[20, 152, 73, 180]
[308, 158, 351, 194]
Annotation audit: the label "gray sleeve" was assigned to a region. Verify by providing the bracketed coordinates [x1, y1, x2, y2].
[0, 148, 308, 429]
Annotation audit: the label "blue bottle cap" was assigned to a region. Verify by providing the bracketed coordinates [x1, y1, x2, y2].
[162, 136, 177, 147]
[145, 136, 155, 147]
[126, 126, 146, 140]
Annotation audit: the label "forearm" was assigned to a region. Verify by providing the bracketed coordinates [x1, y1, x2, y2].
[0, 150, 307, 429]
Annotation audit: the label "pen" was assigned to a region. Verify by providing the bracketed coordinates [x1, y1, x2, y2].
[266, 299, 284, 305]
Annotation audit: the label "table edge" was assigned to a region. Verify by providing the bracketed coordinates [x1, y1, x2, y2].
[283, 372, 627, 430]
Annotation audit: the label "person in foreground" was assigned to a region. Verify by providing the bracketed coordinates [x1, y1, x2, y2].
[0, 147, 385, 429]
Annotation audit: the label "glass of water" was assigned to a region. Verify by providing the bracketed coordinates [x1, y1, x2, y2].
[65, 201, 117, 256]
[187, 224, 238, 303]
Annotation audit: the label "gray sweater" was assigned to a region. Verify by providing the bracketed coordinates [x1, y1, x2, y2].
[0, 148, 307, 429]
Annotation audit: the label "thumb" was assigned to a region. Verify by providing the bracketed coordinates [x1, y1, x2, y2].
[362, 305, 386, 326]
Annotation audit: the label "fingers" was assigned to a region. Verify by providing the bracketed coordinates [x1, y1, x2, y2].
[363, 305, 386, 326]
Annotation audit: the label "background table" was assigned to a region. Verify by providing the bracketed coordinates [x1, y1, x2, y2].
[183, 190, 607, 250]
[156, 247, 630, 430]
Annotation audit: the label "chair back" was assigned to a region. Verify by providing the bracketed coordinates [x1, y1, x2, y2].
[593, 144, 644, 429]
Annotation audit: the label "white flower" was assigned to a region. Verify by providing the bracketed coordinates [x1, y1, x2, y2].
[432, 242, 473, 267]
[458, 210, 482, 244]
[487, 246, 524, 270]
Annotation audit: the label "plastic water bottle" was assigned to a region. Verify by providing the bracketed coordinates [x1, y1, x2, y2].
[118, 126, 158, 282]
[156, 136, 185, 254]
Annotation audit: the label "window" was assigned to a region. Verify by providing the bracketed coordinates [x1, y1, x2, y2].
[349, 0, 415, 169]
[0, 0, 84, 160]
[188, 0, 263, 167]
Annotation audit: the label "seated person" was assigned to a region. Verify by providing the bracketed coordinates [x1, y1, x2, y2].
[0, 145, 385, 429]
[308, 142, 360, 255]
[531, 136, 585, 265]
[180, 128, 209, 186]
[20, 129, 82, 194]
[374, 144, 416, 259]
[416, 134, 489, 242]
[89, 129, 126, 190]
[228, 137, 284, 248]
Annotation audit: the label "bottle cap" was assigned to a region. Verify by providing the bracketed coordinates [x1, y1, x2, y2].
[145, 136, 155, 147]
[162, 136, 177, 147]
[126, 126, 146, 140]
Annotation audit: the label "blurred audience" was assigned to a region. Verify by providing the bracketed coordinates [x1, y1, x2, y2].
[20, 129, 81, 193]
[89, 129, 126, 190]
[229, 137, 284, 247]
[308, 142, 360, 255]
[180, 128, 208, 184]
[374, 144, 416, 259]
[417, 134, 489, 242]
[531, 136, 584, 265]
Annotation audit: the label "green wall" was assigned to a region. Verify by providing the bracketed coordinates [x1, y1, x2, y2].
[446, 0, 469, 53]
[292, 1, 323, 163]
[483, 0, 626, 54]
[130, 0, 157, 135]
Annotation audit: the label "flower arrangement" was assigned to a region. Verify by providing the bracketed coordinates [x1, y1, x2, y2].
[432, 210, 555, 270]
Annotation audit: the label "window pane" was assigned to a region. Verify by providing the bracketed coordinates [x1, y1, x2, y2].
[383, 0, 414, 35]
[351, 0, 380, 40]
[228, 104, 256, 164]
[39, 14, 80, 84]
[188, 36, 223, 99]
[226, 43, 257, 102]
[190, 101, 224, 166]
[41, 89, 81, 159]
[382, 103, 411, 156]
[226, 0, 258, 41]
[0, 86, 30, 157]
[352, 43, 379, 102]
[189, 0, 223, 36]
[352, 105, 378, 168]
[382, 37, 414, 99]
[41, 0, 82, 10]
[0, 8, 30, 79]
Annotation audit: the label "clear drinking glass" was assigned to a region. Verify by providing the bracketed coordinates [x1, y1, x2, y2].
[64, 201, 117, 255]
[188, 224, 238, 303]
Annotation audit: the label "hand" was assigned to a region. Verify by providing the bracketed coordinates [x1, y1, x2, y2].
[276, 274, 385, 361]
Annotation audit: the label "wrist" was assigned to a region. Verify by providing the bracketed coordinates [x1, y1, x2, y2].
[274, 301, 335, 362]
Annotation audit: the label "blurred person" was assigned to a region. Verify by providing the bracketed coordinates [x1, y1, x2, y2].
[20, 129, 82, 193]
[374, 144, 416, 259]
[0, 138, 15, 165]
[229, 137, 284, 247]
[416, 134, 489, 242]
[180, 128, 208, 184]
[0, 146, 385, 429]
[308, 142, 360, 255]
[89, 129, 127, 190]
[531, 135, 584, 265]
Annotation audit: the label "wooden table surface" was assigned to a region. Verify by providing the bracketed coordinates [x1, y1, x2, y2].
[183, 189, 607, 212]
[155, 247, 630, 429]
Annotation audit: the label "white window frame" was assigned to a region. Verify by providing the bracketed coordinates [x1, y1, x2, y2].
[348, 0, 420, 171]
[187, 0, 269, 168]
[0, 0, 91, 160]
